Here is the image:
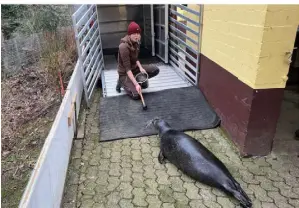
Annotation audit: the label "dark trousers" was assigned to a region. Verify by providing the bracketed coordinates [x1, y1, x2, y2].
[118, 64, 159, 100]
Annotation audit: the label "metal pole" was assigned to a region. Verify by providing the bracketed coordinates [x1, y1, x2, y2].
[143, 5, 147, 48]
[158, 5, 162, 58]
[95, 4, 105, 93]
[151, 5, 155, 56]
[164, 4, 169, 64]
[196, 5, 203, 86]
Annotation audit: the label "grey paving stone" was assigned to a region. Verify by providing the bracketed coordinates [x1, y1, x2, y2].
[132, 172, 146, 188]
[146, 195, 162, 208]
[132, 188, 148, 206]
[145, 178, 160, 195]
[119, 199, 134, 208]
[62, 90, 299, 208]
[158, 185, 175, 203]
[183, 182, 201, 200]
[217, 197, 235, 208]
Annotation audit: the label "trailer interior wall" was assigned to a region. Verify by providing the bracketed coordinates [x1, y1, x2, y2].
[96, 4, 148, 50]
[98, 4, 202, 97]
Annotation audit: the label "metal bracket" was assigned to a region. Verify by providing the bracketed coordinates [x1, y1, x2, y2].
[68, 94, 78, 139]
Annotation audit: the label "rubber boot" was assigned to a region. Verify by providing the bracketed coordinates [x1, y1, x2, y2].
[116, 79, 121, 93]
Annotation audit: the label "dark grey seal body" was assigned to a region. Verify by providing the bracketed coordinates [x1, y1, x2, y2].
[150, 118, 252, 208]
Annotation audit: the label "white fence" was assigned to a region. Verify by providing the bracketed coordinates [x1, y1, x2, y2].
[19, 60, 84, 208]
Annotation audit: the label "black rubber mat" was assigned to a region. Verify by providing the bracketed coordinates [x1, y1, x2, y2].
[99, 86, 221, 142]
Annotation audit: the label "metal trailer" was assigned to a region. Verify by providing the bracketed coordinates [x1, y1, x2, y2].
[71, 4, 203, 106]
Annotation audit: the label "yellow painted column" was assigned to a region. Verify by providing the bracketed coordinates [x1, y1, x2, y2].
[196, 5, 299, 156]
[255, 5, 299, 88]
[200, 5, 299, 89]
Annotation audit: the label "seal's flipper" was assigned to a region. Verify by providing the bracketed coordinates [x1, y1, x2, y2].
[158, 151, 166, 164]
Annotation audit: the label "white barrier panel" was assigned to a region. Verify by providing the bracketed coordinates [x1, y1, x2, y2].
[19, 60, 84, 208]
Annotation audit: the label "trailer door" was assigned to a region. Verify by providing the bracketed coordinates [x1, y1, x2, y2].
[72, 4, 104, 107]
[142, 5, 154, 55]
[168, 4, 202, 85]
[153, 4, 169, 63]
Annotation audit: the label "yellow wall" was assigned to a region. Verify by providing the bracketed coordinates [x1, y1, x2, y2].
[176, 7, 185, 22]
[191, 5, 299, 89]
[255, 5, 299, 88]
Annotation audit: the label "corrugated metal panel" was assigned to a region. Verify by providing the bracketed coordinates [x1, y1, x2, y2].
[97, 5, 144, 49]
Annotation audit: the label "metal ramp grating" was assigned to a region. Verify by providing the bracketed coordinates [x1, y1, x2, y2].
[101, 55, 192, 97]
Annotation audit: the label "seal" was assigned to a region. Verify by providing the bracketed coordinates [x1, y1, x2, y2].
[149, 118, 252, 208]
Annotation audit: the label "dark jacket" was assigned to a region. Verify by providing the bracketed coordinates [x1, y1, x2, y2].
[117, 35, 140, 76]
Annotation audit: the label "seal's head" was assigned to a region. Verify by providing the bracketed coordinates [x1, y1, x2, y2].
[152, 118, 160, 128]
[152, 118, 171, 131]
[145, 117, 160, 129]
[146, 118, 171, 136]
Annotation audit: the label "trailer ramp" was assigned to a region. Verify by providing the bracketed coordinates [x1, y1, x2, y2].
[101, 55, 192, 97]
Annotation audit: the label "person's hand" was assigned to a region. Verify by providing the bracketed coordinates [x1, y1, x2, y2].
[140, 67, 147, 75]
[135, 84, 141, 94]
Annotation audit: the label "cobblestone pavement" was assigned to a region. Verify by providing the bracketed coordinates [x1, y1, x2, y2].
[62, 89, 299, 208]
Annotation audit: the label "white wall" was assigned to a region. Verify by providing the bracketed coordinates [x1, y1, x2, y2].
[19, 60, 84, 208]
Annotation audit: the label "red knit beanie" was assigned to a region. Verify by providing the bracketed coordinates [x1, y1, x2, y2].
[128, 21, 141, 35]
